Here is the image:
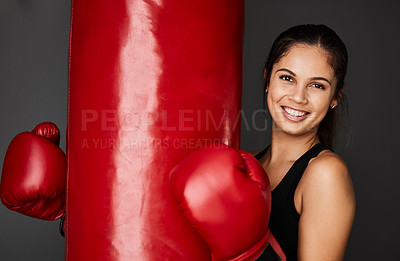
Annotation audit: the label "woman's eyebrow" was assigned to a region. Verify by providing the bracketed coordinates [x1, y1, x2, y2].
[311, 77, 332, 86]
[276, 68, 296, 76]
[276, 68, 332, 86]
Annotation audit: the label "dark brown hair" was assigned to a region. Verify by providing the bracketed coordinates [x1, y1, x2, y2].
[264, 24, 348, 148]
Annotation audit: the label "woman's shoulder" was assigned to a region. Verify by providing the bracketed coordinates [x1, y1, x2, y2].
[302, 149, 354, 199]
[308, 149, 349, 178]
[297, 149, 355, 260]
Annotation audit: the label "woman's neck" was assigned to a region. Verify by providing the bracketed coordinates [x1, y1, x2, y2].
[268, 123, 320, 163]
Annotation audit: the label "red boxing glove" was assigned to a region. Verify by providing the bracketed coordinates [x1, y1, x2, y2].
[0, 122, 66, 221]
[170, 145, 286, 261]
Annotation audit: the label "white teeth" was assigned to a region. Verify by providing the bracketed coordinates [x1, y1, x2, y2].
[284, 107, 306, 117]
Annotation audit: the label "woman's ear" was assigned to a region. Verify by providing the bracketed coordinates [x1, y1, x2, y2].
[331, 85, 344, 108]
[264, 69, 269, 93]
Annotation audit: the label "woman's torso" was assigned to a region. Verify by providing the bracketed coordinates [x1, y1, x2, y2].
[256, 143, 330, 261]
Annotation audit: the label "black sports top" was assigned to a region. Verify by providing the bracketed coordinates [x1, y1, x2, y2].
[255, 143, 330, 261]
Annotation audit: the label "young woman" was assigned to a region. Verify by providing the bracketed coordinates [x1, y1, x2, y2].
[256, 24, 356, 260]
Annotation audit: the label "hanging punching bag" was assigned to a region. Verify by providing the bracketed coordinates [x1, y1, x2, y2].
[67, 0, 244, 260]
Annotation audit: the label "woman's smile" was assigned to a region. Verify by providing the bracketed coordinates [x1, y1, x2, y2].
[281, 106, 310, 122]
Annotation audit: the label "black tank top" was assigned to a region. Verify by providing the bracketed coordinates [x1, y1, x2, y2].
[255, 143, 330, 261]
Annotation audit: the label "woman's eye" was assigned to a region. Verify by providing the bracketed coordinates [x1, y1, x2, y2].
[280, 75, 293, 82]
[311, 83, 325, 89]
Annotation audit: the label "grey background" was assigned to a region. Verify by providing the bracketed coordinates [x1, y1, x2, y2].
[0, 0, 399, 260]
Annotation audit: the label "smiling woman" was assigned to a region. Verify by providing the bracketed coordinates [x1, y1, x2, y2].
[268, 45, 338, 136]
[256, 24, 355, 261]
[263, 24, 348, 148]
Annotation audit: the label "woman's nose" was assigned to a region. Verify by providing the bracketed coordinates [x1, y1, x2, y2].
[288, 84, 308, 104]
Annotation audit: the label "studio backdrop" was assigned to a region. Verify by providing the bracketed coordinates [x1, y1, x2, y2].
[1, 0, 399, 260]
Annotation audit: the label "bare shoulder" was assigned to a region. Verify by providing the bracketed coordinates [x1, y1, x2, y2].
[297, 150, 356, 259]
[301, 149, 355, 206]
[306, 150, 351, 183]
[297, 150, 356, 260]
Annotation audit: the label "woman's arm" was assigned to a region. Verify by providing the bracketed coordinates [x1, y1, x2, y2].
[297, 154, 356, 261]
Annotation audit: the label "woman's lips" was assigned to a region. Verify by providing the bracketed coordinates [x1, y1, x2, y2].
[281, 106, 310, 122]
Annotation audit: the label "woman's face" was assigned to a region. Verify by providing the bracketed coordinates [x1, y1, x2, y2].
[266, 44, 338, 137]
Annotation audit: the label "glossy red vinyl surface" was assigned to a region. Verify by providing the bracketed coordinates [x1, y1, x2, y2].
[67, 0, 244, 260]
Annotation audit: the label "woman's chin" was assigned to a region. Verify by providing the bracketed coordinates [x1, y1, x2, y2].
[273, 121, 318, 137]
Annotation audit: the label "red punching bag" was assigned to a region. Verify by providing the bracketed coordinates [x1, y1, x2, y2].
[67, 0, 244, 260]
